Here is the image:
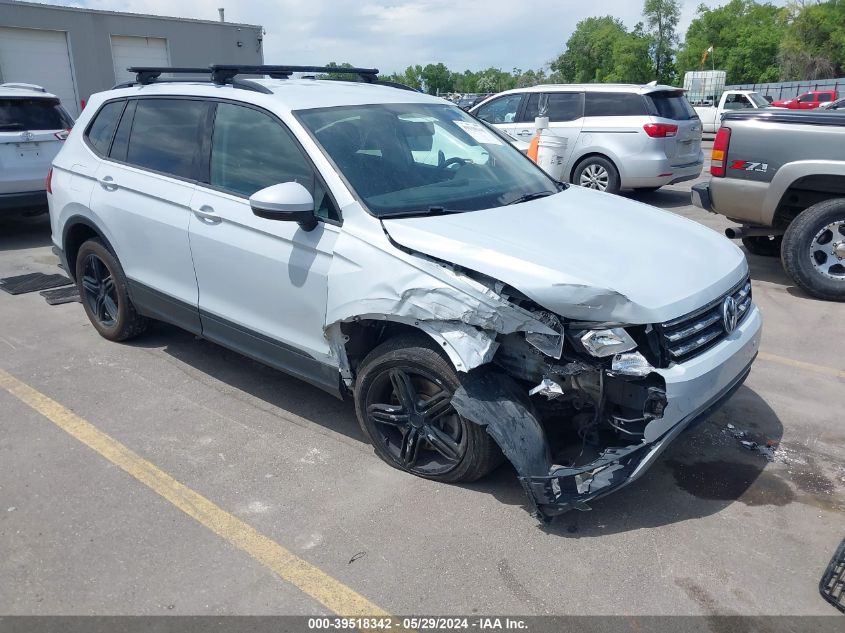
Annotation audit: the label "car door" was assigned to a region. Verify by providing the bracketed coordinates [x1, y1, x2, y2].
[89, 97, 207, 333]
[471, 93, 525, 142]
[513, 92, 584, 167]
[188, 100, 341, 391]
[796, 93, 816, 109]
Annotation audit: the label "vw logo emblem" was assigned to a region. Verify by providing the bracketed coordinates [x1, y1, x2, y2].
[722, 296, 739, 334]
[20, 131, 34, 141]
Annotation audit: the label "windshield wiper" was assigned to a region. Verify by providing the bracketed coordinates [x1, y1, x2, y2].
[505, 191, 556, 206]
[381, 206, 466, 219]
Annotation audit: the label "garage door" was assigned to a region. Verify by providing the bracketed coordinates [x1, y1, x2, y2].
[111, 36, 169, 86]
[0, 27, 80, 117]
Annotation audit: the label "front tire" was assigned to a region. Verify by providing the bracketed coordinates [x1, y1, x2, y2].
[573, 156, 621, 195]
[354, 336, 502, 483]
[75, 239, 149, 341]
[781, 199, 845, 301]
[742, 235, 782, 257]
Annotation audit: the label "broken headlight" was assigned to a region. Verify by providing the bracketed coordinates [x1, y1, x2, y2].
[578, 328, 636, 358]
[525, 311, 564, 359]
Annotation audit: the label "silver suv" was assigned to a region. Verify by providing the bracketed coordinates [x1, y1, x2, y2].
[49, 65, 760, 520]
[471, 84, 703, 194]
[0, 83, 73, 214]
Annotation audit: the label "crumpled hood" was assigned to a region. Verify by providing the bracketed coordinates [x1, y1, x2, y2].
[381, 187, 748, 324]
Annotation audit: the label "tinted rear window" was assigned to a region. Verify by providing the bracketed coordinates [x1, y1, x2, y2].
[126, 99, 206, 180]
[645, 91, 698, 120]
[0, 98, 73, 131]
[584, 92, 647, 117]
[522, 93, 583, 122]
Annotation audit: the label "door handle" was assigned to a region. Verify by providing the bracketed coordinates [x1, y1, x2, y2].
[517, 130, 533, 137]
[193, 204, 222, 224]
[97, 176, 118, 191]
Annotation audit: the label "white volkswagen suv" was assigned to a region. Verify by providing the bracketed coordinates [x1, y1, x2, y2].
[48, 65, 761, 520]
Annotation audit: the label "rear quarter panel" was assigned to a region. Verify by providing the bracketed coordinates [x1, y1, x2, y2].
[710, 118, 845, 224]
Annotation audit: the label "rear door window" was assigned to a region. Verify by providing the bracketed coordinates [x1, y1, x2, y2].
[645, 91, 698, 120]
[0, 98, 73, 132]
[521, 93, 583, 122]
[125, 99, 207, 180]
[474, 94, 524, 124]
[584, 92, 647, 117]
[820, 92, 834, 102]
[85, 100, 125, 156]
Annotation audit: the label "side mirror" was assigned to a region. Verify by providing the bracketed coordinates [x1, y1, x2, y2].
[249, 182, 317, 231]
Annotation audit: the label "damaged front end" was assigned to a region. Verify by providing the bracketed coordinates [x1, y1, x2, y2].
[325, 227, 759, 521]
[447, 312, 670, 520]
[448, 298, 755, 521]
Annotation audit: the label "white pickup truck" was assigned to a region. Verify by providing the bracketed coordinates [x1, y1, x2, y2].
[692, 90, 770, 134]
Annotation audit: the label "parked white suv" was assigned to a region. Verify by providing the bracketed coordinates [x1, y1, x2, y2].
[471, 84, 703, 194]
[1, 83, 73, 214]
[49, 65, 760, 520]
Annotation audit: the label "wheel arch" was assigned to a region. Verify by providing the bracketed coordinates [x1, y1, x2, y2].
[767, 164, 845, 229]
[62, 215, 116, 281]
[569, 151, 619, 184]
[336, 317, 498, 384]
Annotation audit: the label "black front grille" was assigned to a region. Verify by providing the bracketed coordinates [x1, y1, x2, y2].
[657, 276, 752, 363]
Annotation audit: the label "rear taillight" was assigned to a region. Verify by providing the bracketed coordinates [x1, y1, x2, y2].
[711, 127, 731, 177]
[46, 168, 53, 194]
[643, 123, 678, 138]
[54, 128, 71, 141]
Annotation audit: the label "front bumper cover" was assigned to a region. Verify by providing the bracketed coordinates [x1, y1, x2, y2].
[452, 305, 761, 521]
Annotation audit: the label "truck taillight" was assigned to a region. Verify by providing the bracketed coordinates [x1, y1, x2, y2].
[711, 127, 731, 177]
[643, 123, 678, 138]
[46, 168, 53, 194]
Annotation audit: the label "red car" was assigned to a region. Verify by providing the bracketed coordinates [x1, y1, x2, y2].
[771, 90, 838, 109]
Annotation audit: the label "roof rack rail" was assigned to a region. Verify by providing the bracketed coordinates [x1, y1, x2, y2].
[125, 64, 379, 85]
[117, 64, 417, 93]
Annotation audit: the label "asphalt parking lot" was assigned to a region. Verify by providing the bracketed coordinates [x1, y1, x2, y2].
[1, 141, 844, 618]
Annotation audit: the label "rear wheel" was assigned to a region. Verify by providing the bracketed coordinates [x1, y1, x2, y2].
[75, 239, 149, 340]
[354, 336, 502, 483]
[573, 156, 620, 195]
[742, 235, 782, 257]
[781, 199, 845, 301]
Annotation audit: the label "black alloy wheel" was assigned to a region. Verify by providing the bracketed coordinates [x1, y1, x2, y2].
[81, 252, 119, 327]
[365, 366, 467, 477]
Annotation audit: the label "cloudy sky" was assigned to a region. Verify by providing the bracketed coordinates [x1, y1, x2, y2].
[52, 0, 777, 73]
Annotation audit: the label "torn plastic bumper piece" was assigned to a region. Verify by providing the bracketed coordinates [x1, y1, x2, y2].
[452, 361, 754, 521]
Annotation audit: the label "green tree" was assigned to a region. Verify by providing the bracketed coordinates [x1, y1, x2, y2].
[676, 0, 786, 84]
[400, 65, 424, 90]
[421, 63, 453, 95]
[550, 16, 632, 83]
[606, 25, 655, 83]
[643, 0, 680, 84]
[779, 1, 845, 79]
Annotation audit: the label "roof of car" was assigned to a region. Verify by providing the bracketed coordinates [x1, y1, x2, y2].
[99, 78, 443, 112]
[493, 83, 680, 96]
[0, 83, 60, 100]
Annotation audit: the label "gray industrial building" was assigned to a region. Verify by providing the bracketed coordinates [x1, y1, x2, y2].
[0, 0, 263, 116]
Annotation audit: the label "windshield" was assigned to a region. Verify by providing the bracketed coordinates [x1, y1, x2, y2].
[296, 103, 559, 217]
[747, 93, 769, 108]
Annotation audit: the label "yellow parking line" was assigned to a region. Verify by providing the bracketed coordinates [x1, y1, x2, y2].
[0, 368, 390, 618]
[758, 351, 845, 380]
